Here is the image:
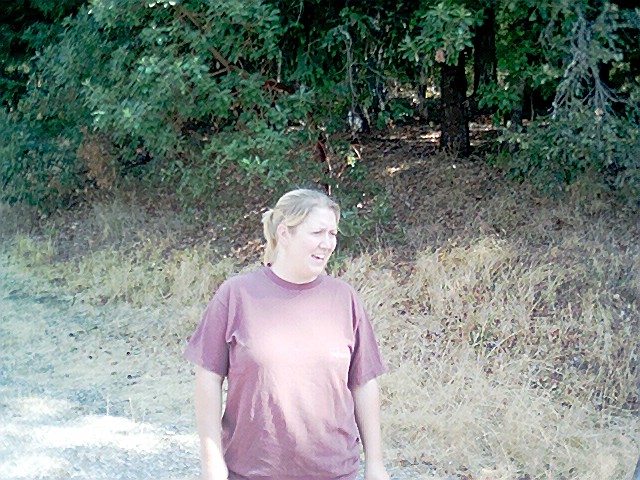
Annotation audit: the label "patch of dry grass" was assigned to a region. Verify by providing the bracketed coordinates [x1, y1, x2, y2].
[338, 245, 639, 479]
[333, 143, 639, 478]
[4, 235, 234, 319]
[382, 350, 639, 479]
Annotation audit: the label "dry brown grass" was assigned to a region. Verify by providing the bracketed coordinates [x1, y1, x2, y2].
[1, 127, 639, 479]
[338, 245, 639, 478]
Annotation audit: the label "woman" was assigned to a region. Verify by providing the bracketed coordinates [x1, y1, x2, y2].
[184, 189, 390, 480]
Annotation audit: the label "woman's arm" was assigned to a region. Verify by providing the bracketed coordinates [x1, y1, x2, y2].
[195, 365, 228, 480]
[352, 378, 390, 480]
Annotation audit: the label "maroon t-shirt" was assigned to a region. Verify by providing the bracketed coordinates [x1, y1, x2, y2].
[184, 267, 387, 480]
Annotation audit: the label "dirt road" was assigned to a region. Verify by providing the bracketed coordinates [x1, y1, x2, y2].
[0, 258, 201, 479]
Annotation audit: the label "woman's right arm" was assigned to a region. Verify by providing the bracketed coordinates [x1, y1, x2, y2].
[195, 365, 229, 480]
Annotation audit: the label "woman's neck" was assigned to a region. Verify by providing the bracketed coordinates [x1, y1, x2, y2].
[269, 260, 319, 284]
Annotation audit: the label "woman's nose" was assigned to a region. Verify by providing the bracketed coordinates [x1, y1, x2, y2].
[319, 233, 334, 248]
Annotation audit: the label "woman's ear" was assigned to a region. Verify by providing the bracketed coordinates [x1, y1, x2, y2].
[276, 222, 289, 246]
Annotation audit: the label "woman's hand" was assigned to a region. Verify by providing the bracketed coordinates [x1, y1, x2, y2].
[200, 463, 229, 480]
[364, 460, 390, 480]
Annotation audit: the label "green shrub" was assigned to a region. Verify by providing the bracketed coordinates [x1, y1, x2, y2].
[492, 6, 640, 204]
[1, 9, 110, 210]
[0, 111, 85, 211]
[496, 104, 640, 202]
[2, 1, 324, 211]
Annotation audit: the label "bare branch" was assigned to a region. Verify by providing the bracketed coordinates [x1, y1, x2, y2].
[552, 12, 620, 119]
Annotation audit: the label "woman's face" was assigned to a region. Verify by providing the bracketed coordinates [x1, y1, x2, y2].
[277, 207, 338, 283]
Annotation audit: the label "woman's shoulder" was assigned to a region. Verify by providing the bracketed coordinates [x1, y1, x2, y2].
[204, 266, 267, 303]
[322, 273, 360, 297]
[220, 265, 267, 290]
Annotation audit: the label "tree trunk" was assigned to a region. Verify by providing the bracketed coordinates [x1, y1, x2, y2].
[509, 76, 526, 127]
[440, 52, 470, 155]
[473, 5, 497, 96]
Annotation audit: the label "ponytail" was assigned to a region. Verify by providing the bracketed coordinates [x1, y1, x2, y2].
[261, 208, 279, 265]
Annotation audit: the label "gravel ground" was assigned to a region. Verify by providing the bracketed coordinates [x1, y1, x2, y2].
[0, 261, 442, 480]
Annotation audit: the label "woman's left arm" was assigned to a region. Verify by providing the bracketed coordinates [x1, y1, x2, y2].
[352, 378, 390, 480]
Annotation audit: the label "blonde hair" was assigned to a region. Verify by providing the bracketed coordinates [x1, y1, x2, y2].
[261, 189, 340, 265]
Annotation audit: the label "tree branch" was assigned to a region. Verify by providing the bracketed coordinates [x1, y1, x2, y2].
[174, 4, 248, 79]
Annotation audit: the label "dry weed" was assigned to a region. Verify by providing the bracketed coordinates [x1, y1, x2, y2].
[76, 130, 117, 189]
[379, 346, 639, 479]
[0, 202, 40, 242]
[54, 242, 235, 310]
[337, 237, 639, 478]
[9, 235, 57, 267]
[84, 196, 151, 245]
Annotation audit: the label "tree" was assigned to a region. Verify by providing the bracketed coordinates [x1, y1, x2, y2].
[472, 2, 497, 99]
[402, 0, 478, 154]
[1, 0, 638, 211]
[440, 51, 470, 153]
[499, 1, 640, 197]
[0, 0, 85, 109]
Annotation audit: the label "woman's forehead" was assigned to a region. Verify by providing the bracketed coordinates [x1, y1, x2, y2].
[301, 207, 338, 227]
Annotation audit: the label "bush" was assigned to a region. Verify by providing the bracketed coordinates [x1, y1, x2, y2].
[1, 9, 109, 210]
[492, 7, 640, 204]
[497, 106, 640, 202]
[0, 111, 85, 211]
[2, 1, 324, 211]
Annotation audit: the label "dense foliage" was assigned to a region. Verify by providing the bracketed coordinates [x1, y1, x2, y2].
[1, 0, 639, 211]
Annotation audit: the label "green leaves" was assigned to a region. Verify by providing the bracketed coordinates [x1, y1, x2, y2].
[402, 1, 479, 69]
[498, 101, 640, 199]
[476, 81, 522, 121]
[492, 4, 640, 200]
[2, 0, 639, 211]
[0, 110, 85, 211]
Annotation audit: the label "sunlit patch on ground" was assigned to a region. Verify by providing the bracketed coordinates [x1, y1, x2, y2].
[0, 388, 199, 480]
[14, 396, 70, 420]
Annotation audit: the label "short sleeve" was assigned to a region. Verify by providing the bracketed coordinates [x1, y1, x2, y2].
[183, 285, 231, 377]
[347, 294, 387, 389]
